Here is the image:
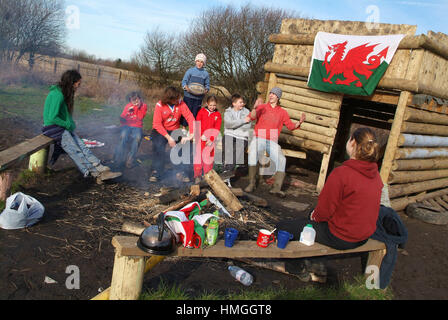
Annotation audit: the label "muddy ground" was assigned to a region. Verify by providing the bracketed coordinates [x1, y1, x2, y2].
[1, 117, 448, 300]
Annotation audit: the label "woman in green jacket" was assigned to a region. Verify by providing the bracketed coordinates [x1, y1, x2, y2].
[42, 69, 121, 182]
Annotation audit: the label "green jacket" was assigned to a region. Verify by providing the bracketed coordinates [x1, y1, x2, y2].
[43, 85, 76, 131]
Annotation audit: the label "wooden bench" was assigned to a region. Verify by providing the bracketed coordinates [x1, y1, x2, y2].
[104, 236, 386, 300]
[0, 134, 53, 201]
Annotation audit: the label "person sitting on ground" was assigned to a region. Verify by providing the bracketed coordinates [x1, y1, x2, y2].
[42, 69, 121, 182]
[149, 86, 195, 183]
[244, 87, 305, 197]
[222, 93, 252, 173]
[180, 53, 210, 127]
[276, 127, 383, 279]
[113, 91, 148, 169]
[193, 94, 222, 184]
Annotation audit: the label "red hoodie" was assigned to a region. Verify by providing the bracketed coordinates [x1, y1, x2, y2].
[152, 100, 195, 136]
[195, 107, 222, 142]
[120, 102, 148, 128]
[312, 159, 383, 242]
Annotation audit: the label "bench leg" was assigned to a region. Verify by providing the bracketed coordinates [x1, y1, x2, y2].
[28, 147, 49, 174]
[109, 252, 146, 300]
[0, 171, 13, 202]
[92, 255, 166, 300]
[364, 249, 386, 289]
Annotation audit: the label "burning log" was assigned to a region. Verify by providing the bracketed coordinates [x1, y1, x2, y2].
[204, 169, 243, 212]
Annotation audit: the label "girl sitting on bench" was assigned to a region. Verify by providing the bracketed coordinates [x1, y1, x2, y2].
[42, 69, 122, 182]
[276, 127, 383, 279]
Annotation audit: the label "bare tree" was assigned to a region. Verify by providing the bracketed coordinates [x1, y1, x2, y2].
[0, 0, 66, 68]
[133, 27, 181, 86]
[179, 3, 297, 103]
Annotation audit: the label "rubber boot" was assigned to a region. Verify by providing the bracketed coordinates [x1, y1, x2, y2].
[244, 165, 257, 193]
[269, 171, 286, 198]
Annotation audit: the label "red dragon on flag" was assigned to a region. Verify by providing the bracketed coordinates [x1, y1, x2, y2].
[322, 41, 389, 87]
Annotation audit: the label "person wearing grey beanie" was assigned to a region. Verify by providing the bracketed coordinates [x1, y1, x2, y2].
[244, 88, 306, 197]
[269, 87, 282, 100]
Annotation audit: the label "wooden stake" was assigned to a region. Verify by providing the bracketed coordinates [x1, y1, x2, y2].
[380, 91, 412, 184]
[0, 171, 13, 201]
[109, 252, 146, 300]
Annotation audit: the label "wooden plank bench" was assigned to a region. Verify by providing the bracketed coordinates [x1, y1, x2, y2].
[107, 236, 386, 300]
[0, 134, 53, 200]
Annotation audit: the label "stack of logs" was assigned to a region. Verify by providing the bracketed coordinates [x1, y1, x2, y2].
[389, 104, 448, 211]
[258, 75, 343, 156]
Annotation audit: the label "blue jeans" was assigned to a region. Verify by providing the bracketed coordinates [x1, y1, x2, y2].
[248, 137, 286, 174]
[113, 126, 143, 166]
[61, 130, 101, 177]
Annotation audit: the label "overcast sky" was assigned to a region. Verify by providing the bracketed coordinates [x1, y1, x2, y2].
[64, 0, 448, 61]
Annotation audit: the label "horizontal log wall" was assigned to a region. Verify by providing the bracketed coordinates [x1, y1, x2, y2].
[387, 102, 448, 211]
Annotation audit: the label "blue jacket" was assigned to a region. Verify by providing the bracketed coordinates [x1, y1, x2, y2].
[182, 67, 210, 100]
[370, 205, 408, 289]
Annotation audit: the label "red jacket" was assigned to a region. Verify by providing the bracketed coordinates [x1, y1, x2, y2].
[152, 100, 195, 136]
[120, 102, 147, 128]
[251, 103, 297, 141]
[312, 159, 383, 242]
[195, 107, 222, 142]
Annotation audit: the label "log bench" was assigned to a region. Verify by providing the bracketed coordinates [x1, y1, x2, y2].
[106, 236, 386, 300]
[0, 134, 53, 201]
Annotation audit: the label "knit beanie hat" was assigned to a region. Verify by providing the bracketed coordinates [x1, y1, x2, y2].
[195, 53, 207, 65]
[270, 87, 282, 99]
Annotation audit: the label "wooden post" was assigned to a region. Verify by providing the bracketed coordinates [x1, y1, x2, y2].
[109, 252, 146, 300]
[204, 169, 243, 212]
[28, 147, 49, 174]
[118, 71, 122, 84]
[53, 59, 58, 74]
[0, 171, 13, 201]
[365, 248, 387, 289]
[265, 72, 277, 102]
[380, 91, 412, 184]
[316, 150, 333, 194]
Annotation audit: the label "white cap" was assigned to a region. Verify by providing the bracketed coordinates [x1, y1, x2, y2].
[195, 53, 207, 65]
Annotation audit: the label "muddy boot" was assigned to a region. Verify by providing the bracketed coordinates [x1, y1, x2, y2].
[269, 171, 286, 198]
[96, 170, 122, 183]
[244, 165, 257, 193]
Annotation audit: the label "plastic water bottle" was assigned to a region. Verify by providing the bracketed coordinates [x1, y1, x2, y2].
[228, 266, 253, 286]
[300, 224, 316, 246]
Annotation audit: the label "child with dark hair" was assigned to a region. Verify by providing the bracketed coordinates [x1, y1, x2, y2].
[113, 91, 147, 169]
[193, 95, 222, 183]
[149, 86, 195, 183]
[223, 93, 251, 172]
[42, 69, 121, 182]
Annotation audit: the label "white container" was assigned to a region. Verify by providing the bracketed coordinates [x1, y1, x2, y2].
[299, 224, 316, 246]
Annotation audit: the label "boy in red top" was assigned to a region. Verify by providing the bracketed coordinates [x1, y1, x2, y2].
[113, 92, 148, 169]
[245, 87, 305, 197]
[193, 95, 222, 183]
[150, 86, 195, 183]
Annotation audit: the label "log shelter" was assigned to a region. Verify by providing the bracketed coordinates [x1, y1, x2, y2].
[257, 19, 448, 212]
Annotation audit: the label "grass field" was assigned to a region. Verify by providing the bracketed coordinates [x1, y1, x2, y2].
[0, 83, 155, 130]
[140, 275, 393, 300]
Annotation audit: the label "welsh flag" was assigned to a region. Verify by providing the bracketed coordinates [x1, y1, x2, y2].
[307, 32, 405, 96]
[164, 200, 218, 248]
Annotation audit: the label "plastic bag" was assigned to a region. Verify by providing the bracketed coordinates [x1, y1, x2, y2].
[0, 192, 45, 230]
